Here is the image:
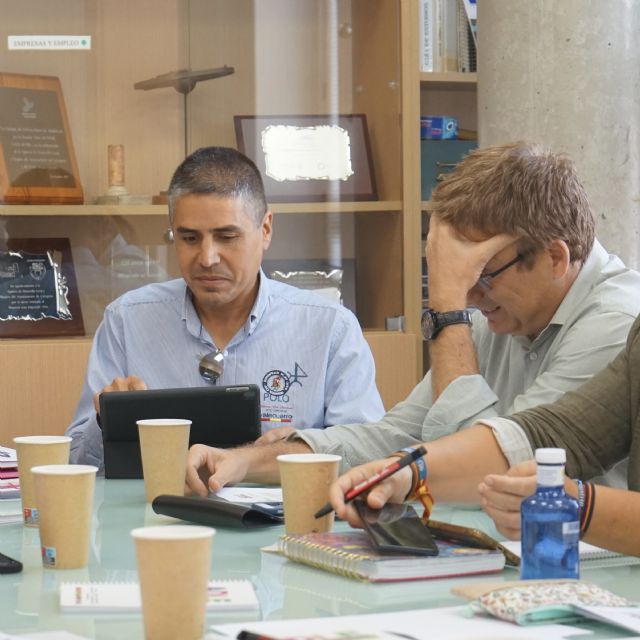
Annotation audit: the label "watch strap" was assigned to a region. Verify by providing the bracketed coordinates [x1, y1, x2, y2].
[422, 309, 472, 339]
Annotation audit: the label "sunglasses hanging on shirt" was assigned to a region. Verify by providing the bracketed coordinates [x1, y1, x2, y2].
[198, 350, 224, 385]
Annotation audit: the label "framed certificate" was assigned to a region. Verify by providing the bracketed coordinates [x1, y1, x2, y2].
[0, 237, 84, 337]
[234, 114, 377, 202]
[0, 73, 83, 204]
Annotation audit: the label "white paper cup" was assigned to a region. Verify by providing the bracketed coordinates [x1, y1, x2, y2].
[131, 525, 214, 640]
[277, 453, 342, 534]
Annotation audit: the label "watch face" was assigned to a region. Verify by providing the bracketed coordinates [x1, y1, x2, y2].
[421, 310, 436, 340]
[421, 309, 471, 340]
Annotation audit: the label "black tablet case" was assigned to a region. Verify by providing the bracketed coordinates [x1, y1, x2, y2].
[152, 494, 284, 528]
[100, 385, 261, 479]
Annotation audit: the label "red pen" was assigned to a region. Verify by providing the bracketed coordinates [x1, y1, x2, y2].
[314, 445, 426, 518]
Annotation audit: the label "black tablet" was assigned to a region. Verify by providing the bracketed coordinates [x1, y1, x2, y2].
[99, 385, 261, 479]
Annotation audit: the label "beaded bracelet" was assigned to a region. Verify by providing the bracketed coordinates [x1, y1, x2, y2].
[574, 478, 585, 511]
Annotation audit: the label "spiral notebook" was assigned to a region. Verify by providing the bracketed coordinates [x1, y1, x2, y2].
[59, 579, 259, 614]
[277, 530, 505, 582]
[500, 540, 640, 569]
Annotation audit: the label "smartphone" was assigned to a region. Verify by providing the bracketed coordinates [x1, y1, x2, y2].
[427, 520, 520, 567]
[354, 500, 439, 556]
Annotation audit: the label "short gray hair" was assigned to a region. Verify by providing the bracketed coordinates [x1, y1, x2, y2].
[167, 147, 267, 226]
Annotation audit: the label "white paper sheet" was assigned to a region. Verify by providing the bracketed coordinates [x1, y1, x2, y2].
[214, 487, 283, 504]
[208, 605, 591, 640]
[573, 605, 640, 633]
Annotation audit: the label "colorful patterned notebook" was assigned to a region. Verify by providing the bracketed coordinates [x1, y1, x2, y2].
[278, 530, 505, 582]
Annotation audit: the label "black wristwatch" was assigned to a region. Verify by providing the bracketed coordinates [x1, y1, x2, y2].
[421, 308, 472, 340]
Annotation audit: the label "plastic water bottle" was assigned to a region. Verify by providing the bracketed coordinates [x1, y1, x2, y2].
[520, 448, 580, 579]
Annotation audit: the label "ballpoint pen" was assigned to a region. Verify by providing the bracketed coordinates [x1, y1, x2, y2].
[314, 445, 427, 519]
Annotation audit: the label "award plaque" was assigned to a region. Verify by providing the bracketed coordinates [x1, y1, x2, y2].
[0, 238, 84, 337]
[234, 114, 378, 202]
[0, 73, 83, 204]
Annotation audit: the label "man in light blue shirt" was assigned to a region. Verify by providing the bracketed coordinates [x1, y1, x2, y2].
[66, 147, 384, 469]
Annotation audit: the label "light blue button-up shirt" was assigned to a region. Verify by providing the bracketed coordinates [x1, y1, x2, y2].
[66, 271, 384, 469]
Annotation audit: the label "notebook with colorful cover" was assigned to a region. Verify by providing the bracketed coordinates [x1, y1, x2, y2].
[59, 579, 259, 614]
[277, 530, 505, 582]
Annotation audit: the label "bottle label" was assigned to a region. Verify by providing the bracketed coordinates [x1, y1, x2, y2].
[563, 520, 580, 540]
[537, 464, 564, 487]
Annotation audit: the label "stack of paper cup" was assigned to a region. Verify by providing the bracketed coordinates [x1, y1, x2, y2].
[131, 525, 214, 640]
[13, 435, 71, 526]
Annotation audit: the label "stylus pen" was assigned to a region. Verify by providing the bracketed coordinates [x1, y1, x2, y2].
[314, 445, 427, 519]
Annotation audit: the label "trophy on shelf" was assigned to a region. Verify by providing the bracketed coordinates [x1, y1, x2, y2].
[133, 66, 235, 204]
[95, 144, 152, 205]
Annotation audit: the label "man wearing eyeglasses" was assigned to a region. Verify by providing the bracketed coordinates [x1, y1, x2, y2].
[66, 147, 384, 469]
[186, 141, 640, 495]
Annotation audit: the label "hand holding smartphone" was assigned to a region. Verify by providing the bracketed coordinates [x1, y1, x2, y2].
[354, 500, 439, 556]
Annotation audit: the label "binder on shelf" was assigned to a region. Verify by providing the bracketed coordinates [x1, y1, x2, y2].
[420, 0, 475, 73]
[457, 0, 477, 73]
[420, 0, 439, 72]
[440, 0, 459, 72]
[461, 0, 477, 46]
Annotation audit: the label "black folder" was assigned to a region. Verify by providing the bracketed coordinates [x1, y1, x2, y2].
[152, 494, 284, 528]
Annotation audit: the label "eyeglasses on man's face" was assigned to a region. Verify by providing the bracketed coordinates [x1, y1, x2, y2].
[477, 254, 523, 291]
[199, 350, 224, 384]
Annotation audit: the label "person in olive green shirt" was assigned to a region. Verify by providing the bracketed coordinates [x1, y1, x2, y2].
[477, 312, 640, 557]
[328, 313, 640, 557]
